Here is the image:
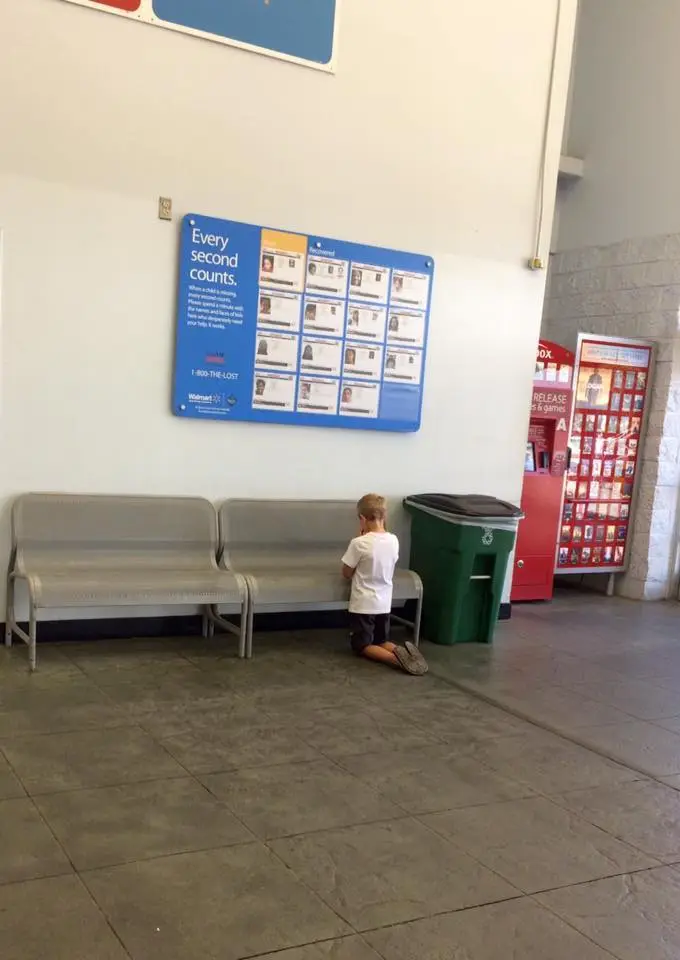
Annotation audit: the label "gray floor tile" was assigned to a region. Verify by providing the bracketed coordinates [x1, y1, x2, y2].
[404, 699, 536, 744]
[589, 651, 680, 682]
[159, 722, 320, 775]
[339, 744, 534, 815]
[63, 638, 187, 659]
[0, 700, 130, 738]
[567, 679, 680, 721]
[423, 796, 655, 894]
[5, 597, 680, 958]
[0, 874, 129, 960]
[335, 671, 450, 707]
[253, 936, 382, 959]
[84, 843, 349, 960]
[270, 817, 518, 931]
[487, 685, 633, 731]
[644, 668, 680, 692]
[575, 721, 680, 777]
[0, 752, 24, 798]
[295, 706, 442, 759]
[202, 758, 401, 839]
[0, 675, 111, 710]
[36, 776, 252, 870]
[128, 696, 263, 740]
[229, 667, 348, 699]
[471, 729, 639, 793]
[366, 898, 616, 959]
[260, 691, 376, 725]
[0, 645, 86, 683]
[68, 647, 194, 677]
[551, 780, 680, 862]
[362, 679, 490, 711]
[0, 682, 127, 737]
[652, 714, 680, 735]
[513, 655, 623, 687]
[537, 867, 680, 960]
[0, 797, 72, 884]
[95, 672, 230, 705]
[3, 726, 185, 794]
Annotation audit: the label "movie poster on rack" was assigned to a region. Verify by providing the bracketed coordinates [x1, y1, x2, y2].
[556, 335, 654, 575]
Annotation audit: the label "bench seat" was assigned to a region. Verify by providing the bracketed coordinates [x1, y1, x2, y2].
[219, 499, 422, 658]
[6, 494, 247, 670]
[20, 568, 241, 609]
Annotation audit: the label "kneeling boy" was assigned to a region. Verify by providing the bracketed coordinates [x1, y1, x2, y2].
[341, 494, 427, 676]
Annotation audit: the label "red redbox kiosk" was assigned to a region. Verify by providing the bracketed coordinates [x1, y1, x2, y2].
[511, 340, 574, 602]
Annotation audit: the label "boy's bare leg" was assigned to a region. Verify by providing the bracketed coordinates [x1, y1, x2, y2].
[361, 644, 400, 667]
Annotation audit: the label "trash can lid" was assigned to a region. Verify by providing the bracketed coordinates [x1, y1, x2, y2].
[403, 493, 523, 519]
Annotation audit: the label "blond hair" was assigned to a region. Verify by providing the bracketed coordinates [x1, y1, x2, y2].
[357, 493, 387, 522]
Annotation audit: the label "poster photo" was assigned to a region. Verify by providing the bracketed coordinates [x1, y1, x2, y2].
[339, 381, 380, 418]
[296, 377, 339, 415]
[346, 304, 387, 342]
[306, 256, 349, 299]
[576, 366, 612, 410]
[387, 310, 426, 348]
[349, 263, 390, 304]
[259, 229, 307, 293]
[303, 298, 345, 337]
[343, 343, 383, 380]
[258, 292, 302, 332]
[300, 337, 342, 377]
[390, 270, 431, 311]
[254, 332, 299, 373]
[252, 373, 296, 411]
[384, 348, 423, 385]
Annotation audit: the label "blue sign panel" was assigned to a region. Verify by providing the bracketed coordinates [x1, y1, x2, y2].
[173, 214, 434, 434]
[152, 0, 337, 65]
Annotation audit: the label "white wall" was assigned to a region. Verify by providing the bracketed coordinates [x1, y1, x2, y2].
[0, 0, 577, 616]
[558, 0, 680, 251]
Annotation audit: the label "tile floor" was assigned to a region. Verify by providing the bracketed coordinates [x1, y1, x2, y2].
[1, 591, 680, 958]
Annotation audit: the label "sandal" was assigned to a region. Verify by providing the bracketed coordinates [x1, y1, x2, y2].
[394, 643, 428, 676]
[405, 641, 429, 674]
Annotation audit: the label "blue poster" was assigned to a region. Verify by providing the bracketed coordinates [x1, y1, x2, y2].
[173, 214, 435, 433]
[152, 0, 337, 66]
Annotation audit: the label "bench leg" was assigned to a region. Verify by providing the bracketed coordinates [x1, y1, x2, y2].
[5, 575, 14, 648]
[245, 594, 254, 660]
[28, 602, 37, 672]
[413, 592, 423, 648]
[237, 599, 247, 659]
[201, 611, 209, 638]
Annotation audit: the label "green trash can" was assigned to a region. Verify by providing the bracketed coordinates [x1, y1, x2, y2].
[404, 494, 523, 645]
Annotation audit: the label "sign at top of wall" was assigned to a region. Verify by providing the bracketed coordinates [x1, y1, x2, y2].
[57, 0, 339, 70]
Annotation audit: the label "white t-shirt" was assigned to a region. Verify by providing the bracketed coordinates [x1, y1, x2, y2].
[342, 532, 399, 615]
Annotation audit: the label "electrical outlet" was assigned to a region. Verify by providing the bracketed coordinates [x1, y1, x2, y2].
[528, 257, 545, 271]
[158, 197, 173, 221]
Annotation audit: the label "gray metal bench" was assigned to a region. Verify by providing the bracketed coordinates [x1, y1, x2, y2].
[5, 494, 248, 670]
[218, 498, 422, 658]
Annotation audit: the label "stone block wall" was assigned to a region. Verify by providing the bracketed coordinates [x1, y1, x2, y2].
[543, 234, 680, 600]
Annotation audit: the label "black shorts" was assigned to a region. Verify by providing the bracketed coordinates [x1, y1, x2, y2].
[349, 612, 391, 655]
